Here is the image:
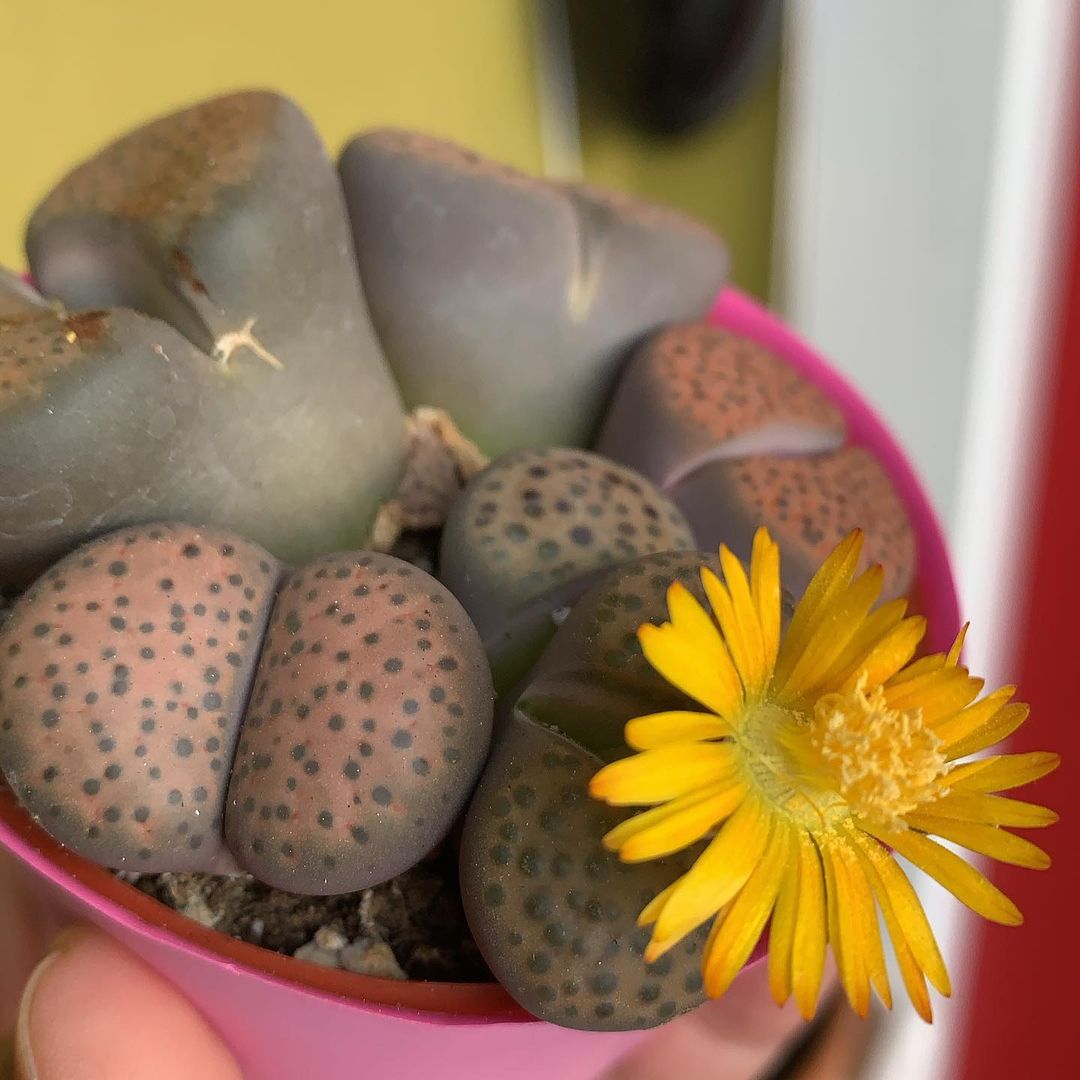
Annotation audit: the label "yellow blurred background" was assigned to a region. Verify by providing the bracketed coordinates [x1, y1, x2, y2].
[0, 0, 778, 296]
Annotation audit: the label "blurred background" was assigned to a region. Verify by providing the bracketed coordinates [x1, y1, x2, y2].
[2, 1, 1077, 1076]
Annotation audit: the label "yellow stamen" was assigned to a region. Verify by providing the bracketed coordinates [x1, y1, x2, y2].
[811, 675, 946, 830]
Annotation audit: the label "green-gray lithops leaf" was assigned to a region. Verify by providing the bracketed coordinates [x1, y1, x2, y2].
[338, 129, 728, 455]
[224, 551, 494, 894]
[438, 447, 696, 692]
[516, 550, 722, 761]
[0, 523, 280, 871]
[460, 711, 707, 1031]
[8, 91, 406, 580]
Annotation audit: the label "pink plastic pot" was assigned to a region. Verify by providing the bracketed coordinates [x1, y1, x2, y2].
[0, 288, 960, 1079]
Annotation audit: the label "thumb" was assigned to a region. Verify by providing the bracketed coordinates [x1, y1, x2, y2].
[11, 926, 242, 1080]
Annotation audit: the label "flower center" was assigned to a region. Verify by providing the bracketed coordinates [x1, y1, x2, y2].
[735, 676, 947, 834]
[809, 676, 947, 831]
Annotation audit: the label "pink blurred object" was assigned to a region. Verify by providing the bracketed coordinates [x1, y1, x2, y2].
[0, 287, 960, 1079]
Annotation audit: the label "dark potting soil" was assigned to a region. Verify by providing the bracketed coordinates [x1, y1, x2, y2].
[123, 839, 492, 982]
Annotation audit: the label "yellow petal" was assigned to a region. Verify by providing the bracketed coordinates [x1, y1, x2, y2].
[649, 796, 772, 955]
[849, 832, 950, 996]
[863, 823, 1022, 926]
[835, 836, 892, 1009]
[854, 841, 936, 1022]
[715, 543, 768, 694]
[943, 751, 1061, 794]
[609, 782, 748, 862]
[776, 566, 884, 706]
[885, 668, 984, 723]
[926, 793, 1058, 829]
[904, 813, 1051, 870]
[774, 530, 864, 691]
[767, 842, 800, 1007]
[837, 613, 926, 693]
[946, 624, 970, 666]
[625, 710, 733, 750]
[638, 621, 743, 720]
[886, 644, 957, 687]
[750, 528, 782, 677]
[667, 580, 724, 651]
[790, 830, 828, 1019]
[932, 686, 1016, 747]
[638, 878, 682, 927]
[590, 743, 739, 805]
[945, 702, 1030, 761]
[822, 841, 872, 1017]
[703, 823, 791, 997]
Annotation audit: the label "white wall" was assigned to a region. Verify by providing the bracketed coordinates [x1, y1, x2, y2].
[775, 0, 1006, 530]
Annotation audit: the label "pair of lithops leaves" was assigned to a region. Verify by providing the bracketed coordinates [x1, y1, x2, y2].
[0, 90, 727, 591]
[0, 518, 724, 1032]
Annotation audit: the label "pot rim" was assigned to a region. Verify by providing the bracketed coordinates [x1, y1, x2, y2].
[0, 285, 961, 1025]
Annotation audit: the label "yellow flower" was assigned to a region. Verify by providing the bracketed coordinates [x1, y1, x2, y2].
[589, 528, 1059, 1022]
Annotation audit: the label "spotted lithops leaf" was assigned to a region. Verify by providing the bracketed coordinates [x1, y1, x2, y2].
[339, 130, 728, 455]
[0, 524, 280, 871]
[597, 322, 914, 600]
[439, 448, 696, 691]
[596, 322, 846, 487]
[673, 447, 916, 600]
[6, 91, 406, 580]
[224, 551, 494, 894]
[460, 711, 708, 1031]
[516, 551, 722, 761]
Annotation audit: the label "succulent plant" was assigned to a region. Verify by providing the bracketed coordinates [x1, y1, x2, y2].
[0, 92, 925, 1036]
[460, 552, 729, 1030]
[339, 130, 730, 455]
[225, 549, 494, 893]
[596, 322, 915, 598]
[439, 448, 696, 690]
[0, 523, 493, 892]
[0, 91, 407, 588]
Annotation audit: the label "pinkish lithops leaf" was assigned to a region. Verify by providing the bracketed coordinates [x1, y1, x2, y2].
[596, 322, 846, 487]
[673, 447, 916, 600]
[596, 322, 915, 600]
[6, 91, 405, 583]
[225, 551, 493, 894]
[438, 448, 696, 691]
[0, 523, 280, 871]
[339, 130, 728, 455]
[460, 712, 707, 1031]
[0, 268, 47, 319]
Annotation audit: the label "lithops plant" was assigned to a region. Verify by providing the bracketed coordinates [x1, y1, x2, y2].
[339, 130, 729, 455]
[0, 91, 406, 588]
[596, 322, 915, 598]
[225, 550, 493, 893]
[460, 552, 732, 1030]
[439, 447, 696, 690]
[0, 523, 493, 891]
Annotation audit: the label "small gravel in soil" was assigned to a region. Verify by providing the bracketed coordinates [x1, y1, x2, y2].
[122, 842, 491, 982]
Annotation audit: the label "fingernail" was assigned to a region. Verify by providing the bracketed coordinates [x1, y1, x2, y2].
[13, 926, 91, 1080]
